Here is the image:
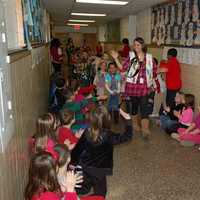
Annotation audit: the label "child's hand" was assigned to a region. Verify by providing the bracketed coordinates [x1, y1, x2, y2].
[98, 95, 107, 100]
[64, 171, 77, 192]
[173, 110, 180, 118]
[164, 106, 170, 113]
[64, 139, 72, 149]
[110, 50, 119, 59]
[74, 173, 84, 188]
[86, 94, 93, 99]
[110, 90, 114, 95]
[75, 129, 84, 139]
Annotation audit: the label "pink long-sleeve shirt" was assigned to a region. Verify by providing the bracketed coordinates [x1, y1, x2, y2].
[179, 107, 193, 126]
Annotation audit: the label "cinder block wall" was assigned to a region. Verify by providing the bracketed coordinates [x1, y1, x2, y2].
[0, 45, 50, 200]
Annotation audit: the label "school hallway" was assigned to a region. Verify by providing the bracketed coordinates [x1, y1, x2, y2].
[107, 125, 200, 200]
[1, 0, 200, 200]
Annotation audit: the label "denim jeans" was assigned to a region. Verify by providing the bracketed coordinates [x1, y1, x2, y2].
[108, 95, 119, 111]
[160, 115, 177, 130]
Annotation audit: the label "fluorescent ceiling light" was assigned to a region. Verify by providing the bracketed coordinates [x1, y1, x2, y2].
[68, 19, 95, 23]
[71, 12, 106, 17]
[76, 0, 128, 5]
[67, 23, 89, 26]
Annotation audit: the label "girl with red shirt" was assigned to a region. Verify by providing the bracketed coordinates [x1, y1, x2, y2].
[50, 38, 63, 73]
[119, 38, 130, 58]
[25, 151, 78, 200]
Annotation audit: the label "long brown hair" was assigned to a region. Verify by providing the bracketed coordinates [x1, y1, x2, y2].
[133, 37, 147, 54]
[87, 106, 111, 142]
[25, 152, 60, 200]
[184, 94, 195, 110]
[35, 113, 56, 152]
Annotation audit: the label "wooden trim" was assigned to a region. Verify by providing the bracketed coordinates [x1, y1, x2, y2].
[8, 44, 49, 63]
[9, 50, 30, 63]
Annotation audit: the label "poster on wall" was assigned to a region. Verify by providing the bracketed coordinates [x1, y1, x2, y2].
[151, 0, 200, 47]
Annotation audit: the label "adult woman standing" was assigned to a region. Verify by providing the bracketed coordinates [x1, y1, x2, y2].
[111, 37, 157, 139]
[50, 38, 63, 73]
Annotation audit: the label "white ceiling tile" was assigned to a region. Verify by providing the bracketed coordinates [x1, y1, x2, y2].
[42, 0, 167, 26]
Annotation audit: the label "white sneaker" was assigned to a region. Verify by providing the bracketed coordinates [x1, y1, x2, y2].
[149, 113, 159, 118]
[171, 133, 180, 141]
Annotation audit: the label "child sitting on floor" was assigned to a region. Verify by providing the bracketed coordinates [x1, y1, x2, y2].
[159, 92, 184, 133]
[72, 106, 132, 197]
[172, 102, 200, 147]
[58, 109, 84, 150]
[25, 151, 78, 200]
[54, 144, 105, 200]
[169, 93, 195, 135]
[29, 113, 58, 158]
[63, 85, 107, 132]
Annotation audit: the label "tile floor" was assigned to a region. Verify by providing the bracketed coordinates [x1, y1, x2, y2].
[107, 126, 200, 200]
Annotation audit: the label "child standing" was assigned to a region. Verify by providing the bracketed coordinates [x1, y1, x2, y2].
[105, 62, 121, 123]
[159, 48, 182, 107]
[93, 60, 107, 96]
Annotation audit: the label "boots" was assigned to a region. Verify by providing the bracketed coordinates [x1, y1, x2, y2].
[132, 115, 141, 132]
[141, 118, 151, 139]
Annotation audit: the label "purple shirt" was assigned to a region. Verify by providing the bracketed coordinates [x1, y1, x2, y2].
[194, 114, 200, 129]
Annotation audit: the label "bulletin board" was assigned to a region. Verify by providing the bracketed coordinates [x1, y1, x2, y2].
[22, 0, 46, 48]
[151, 0, 200, 47]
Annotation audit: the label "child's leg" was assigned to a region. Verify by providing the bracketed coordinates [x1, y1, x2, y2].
[160, 115, 177, 131]
[107, 95, 113, 113]
[113, 95, 119, 123]
[152, 93, 161, 116]
[179, 131, 200, 144]
[189, 128, 200, 135]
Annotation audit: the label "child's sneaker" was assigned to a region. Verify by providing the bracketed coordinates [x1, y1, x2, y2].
[171, 133, 180, 141]
[149, 113, 159, 118]
[180, 141, 195, 147]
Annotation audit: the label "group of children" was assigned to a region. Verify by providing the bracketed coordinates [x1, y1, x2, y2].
[25, 39, 200, 200]
[25, 49, 134, 199]
[159, 91, 200, 147]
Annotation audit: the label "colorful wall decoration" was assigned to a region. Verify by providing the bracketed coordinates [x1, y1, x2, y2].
[151, 0, 200, 47]
[22, 0, 47, 48]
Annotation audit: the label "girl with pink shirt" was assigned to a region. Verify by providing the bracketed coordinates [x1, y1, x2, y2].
[169, 94, 195, 135]
[172, 104, 200, 147]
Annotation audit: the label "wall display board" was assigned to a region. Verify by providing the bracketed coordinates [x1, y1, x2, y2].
[22, 0, 47, 48]
[162, 46, 200, 65]
[151, 0, 200, 47]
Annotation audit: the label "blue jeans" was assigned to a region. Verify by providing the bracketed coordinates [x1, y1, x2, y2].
[108, 95, 119, 111]
[160, 115, 177, 131]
